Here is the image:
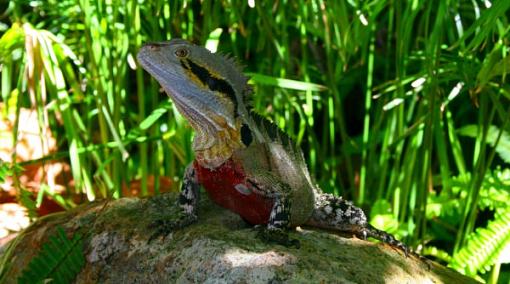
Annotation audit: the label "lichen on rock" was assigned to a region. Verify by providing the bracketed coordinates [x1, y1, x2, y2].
[0, 194, 480, 283]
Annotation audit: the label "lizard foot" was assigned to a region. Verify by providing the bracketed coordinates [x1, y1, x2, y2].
[362, 226, 432, 269]
[148, 212, 197, 243]
[362, 224, 409, 256]
[257, 227, 300, 248]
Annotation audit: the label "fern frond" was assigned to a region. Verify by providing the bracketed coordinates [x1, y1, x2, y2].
[422, 246, 452, 263]
[450, 208, 510, 276]
[478, 167, 510, 211]
[430, 169, 510, 219]
[17, 226, 85, 284]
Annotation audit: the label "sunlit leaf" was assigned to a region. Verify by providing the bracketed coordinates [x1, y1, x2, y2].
[247, 73, 327, 92]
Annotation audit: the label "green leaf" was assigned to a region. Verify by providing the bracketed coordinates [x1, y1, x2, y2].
[0, 23, 24, 61]
[370, 199, 399, 233]
[458, 125, 510, 164]
[247, 73, 327, 92]
[139, 100, 172, 130]
[205, 28, 223, 53]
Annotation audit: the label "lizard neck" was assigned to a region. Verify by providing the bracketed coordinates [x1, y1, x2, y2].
[192, 118, 245, 169]
[137, 39, 259, 168]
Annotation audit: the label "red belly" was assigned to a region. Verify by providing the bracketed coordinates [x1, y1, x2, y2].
[193, 159, 273, 225]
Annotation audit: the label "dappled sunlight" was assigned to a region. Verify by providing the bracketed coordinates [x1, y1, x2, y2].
[1, 0, 509, 282]
[221, 249, 295, 268]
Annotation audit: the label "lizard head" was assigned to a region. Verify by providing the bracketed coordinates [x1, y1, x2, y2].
[137, 39, 248, 130]
[137, 39, 250, 167]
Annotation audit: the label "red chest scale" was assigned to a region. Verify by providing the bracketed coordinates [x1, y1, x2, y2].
[193, 159, 274, 225]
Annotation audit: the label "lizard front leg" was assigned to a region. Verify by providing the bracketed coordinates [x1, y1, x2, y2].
[149, 164, 200, 241]
[307, 193, 409, 255]
[246, 172, 300, 248]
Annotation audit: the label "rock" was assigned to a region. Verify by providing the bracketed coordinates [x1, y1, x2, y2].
[0, 194, 479, 283]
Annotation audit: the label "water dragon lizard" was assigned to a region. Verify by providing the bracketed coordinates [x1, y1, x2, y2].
[137, 39, 408, 253]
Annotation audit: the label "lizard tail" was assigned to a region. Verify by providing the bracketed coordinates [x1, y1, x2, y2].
[305, 193, 409, 255]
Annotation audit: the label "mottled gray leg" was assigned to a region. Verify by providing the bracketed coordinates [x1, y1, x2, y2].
[177, 165, 200, 215]
[149, 164, 200, 241]
[267, 197, 291, 230]
[307, 193, 408, 255]
[247, 173, 300, 248]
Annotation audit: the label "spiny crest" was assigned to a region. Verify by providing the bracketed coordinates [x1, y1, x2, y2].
[250, 112, 299, 153]
[202, 49, 247, 82]
[216, 51, 244, 74]
[250, 112, 308, 167]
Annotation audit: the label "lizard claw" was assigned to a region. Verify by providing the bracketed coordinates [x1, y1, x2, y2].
[257, 228, 300, 249]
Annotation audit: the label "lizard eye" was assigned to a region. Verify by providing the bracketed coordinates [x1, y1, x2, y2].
[174, 48, 189, 58]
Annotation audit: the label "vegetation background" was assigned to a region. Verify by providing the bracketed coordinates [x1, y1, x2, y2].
[1, 0, 509, 282]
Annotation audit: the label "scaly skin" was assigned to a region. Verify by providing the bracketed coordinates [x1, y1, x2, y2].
[137, 39, 409, 254]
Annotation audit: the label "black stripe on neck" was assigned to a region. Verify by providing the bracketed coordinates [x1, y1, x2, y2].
[240, 123, 253, 146]
[181, 59, 238, 113]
